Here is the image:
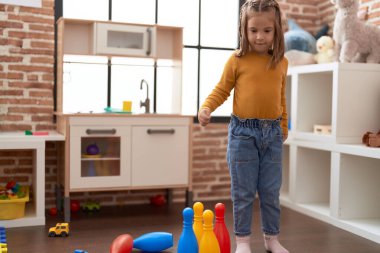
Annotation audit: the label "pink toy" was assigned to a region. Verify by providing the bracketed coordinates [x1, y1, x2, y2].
[32, 131, 49, 136]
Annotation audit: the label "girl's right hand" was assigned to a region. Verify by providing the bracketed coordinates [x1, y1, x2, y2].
[198, 108, 211, 126]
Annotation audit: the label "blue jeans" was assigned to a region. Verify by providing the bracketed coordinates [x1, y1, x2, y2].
[227, 114, 283, 236]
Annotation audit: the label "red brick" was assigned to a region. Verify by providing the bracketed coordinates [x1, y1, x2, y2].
[9, 81, 52, 89]
[0, 56, 23, 62]
[0, 89, 23, 96]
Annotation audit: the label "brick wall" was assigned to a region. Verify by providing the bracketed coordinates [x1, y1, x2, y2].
[0, 1, 55, 132]
[1, 0, 380, 210]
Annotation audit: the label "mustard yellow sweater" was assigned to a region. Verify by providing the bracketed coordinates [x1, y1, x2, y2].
[201, 51, 289, 135]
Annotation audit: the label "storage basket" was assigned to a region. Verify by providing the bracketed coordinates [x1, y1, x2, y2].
[0, 186, 29, 220]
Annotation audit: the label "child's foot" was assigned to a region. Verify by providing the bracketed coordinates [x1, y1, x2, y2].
[235, 235, 251, 253]
[263, 234, 289, 253]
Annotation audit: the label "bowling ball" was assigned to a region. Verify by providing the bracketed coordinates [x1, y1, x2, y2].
[110, 234, 133, 253]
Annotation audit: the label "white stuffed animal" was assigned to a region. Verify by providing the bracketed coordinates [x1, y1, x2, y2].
[314, 36, 335, 64]
[331, 0, 380, 63]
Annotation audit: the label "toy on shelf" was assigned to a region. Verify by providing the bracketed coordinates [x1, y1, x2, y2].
[86, 143, 99, 155]
[314, 125, 332, 135]
[48, 223, 70, 237]
[0, 183, 29, 220]
[314, 36, 335, 64]
[332, 0, 380, 63]
[82, 143, 101, 159]
[362, 130, 380, 147]
[24, 130, 49, 136]
[285, 19, 317, 53]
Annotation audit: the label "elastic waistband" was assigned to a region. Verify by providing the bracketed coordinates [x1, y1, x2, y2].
[230, 114, 281, 128]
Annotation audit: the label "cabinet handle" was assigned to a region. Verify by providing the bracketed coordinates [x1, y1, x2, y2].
[86, 129, 116, 135]
[147, 129, 175, 135]
[146, 27, 152, 56]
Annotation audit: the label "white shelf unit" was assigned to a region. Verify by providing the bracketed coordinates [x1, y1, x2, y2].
[281, 62, 380, 244]
[0, 132, 65, 228]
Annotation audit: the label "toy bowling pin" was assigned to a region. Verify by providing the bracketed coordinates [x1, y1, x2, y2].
[193, 201, 204, 245]
[133, 232, 173, 252]
[178, 207, 198, 253]
[214, 203, 231, 253]
[199, 209, 221, 253]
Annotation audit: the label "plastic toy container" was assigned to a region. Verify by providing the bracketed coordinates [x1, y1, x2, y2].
[0, 186, 29, 220]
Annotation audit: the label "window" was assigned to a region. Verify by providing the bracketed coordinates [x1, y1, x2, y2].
[58, 0, 240, 118]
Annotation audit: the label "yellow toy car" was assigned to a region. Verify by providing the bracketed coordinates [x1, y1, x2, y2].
[48, 223, 69, 237]
[0, 243, 7, 253]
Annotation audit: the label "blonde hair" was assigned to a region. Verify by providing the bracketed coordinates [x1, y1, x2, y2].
[236, 0, 285, 69]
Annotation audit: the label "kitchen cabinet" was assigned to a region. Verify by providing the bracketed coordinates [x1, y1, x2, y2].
[69, 125, 131, 189]
[57, 114, 193, 222]
[131, 126, 189, 187]
[281, 62, 380, 244]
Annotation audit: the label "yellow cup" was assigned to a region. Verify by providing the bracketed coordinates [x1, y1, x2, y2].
[123, 101, 132, 112]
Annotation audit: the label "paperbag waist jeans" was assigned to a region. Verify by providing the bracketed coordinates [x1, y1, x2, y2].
[227, 114, 283, 236]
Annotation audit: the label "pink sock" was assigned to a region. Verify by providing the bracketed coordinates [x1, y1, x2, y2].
[263, 234, 289, 253]
[235, 235, 251, 253]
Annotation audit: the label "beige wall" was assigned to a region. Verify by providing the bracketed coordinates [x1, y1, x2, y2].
[1, 0, 380, 208]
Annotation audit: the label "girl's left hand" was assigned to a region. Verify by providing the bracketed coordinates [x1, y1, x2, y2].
[282, 134, 288, 143]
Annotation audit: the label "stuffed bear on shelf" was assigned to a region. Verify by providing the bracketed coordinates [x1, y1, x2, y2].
[314, 36, 335, 64]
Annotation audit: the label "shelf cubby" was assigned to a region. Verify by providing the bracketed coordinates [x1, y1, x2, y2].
[338, 154, 380, 220]
[294, 146, 331, 215]
[294, 71, 333, 142]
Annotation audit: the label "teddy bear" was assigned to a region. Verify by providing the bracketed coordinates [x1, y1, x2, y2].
[314, 36, 335, 64]
[331, 0, 380, 63]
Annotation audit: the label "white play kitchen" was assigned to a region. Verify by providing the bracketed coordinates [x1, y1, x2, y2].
[55, 18, 193, 222]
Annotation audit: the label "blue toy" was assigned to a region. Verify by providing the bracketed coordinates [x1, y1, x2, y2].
[285, 19, 317, 53]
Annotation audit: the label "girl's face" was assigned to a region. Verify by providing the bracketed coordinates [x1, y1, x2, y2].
[246, 10, 275, 54]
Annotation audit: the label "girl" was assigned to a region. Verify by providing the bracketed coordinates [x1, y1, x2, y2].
[198, 1, 289, 253]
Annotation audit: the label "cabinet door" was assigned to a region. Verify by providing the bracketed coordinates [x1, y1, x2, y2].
[94, 22, 156, 57]
[131, 126, 189, 187]
[70, 125, 131, 189]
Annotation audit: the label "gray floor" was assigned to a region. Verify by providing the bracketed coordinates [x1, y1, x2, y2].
[2, 200, 380, 253]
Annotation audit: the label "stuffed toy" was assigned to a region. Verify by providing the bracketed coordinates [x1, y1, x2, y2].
[331, 0, 380, 63]
[285, 19, 317, 53]
[314, 36, 335, 64]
